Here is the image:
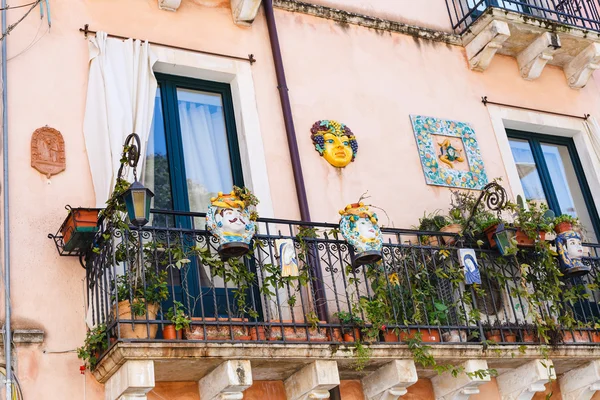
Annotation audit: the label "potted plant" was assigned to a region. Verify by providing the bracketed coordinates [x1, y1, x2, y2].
[482, 320, 502, 343]
[416, 211, 448, 247]
[77, 324, 108, 370]
[554, 214, 579, 234]
[163, 301, 191, 340]
[519, 323, 538, 343]
[439, 208, 463, 246]
[113, 268, 169, 340]
[334, 311, 363, 342]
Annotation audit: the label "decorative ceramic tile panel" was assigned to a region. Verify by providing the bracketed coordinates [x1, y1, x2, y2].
[410, 115, 488, 190]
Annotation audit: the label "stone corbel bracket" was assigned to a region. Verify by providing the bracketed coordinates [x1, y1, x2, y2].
[432, 360, 491, 400]
[105, 360, 155, 400]
[560, 360, 600, 400]
[198, 360, 253, 400]
[231, 0, 262, 26]
[465, 20, 511, 72]
[497, 359, 556, 400]
[517, 32, 561, 80]
[158, 0, 182, 11]
[565, 42, 600, 89]
[362, 360, 418, 399]
[285, 360, 340, 400]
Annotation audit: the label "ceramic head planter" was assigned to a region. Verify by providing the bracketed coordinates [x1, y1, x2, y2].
[339, 202, 383, 266]
[556, 230, 590, 277]
[311, 120, 358, 168]
[206, 187, 259, 258]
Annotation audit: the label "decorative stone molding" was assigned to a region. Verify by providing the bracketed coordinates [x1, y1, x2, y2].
[104, 360, 155, 400]
[517, 32, 561, 80]
[198, 360, 253, 400]
[157, 0, 181, 11]
[497, 360, 556, 400]
[559, 360, 600, 400]
[564, 42, 600, 89]
[362, 360, 418, 399]
[284, 360, 340, 400]
[431, 360, 491, 400]
[231, 0, 262, 26]
[465, 20, 511, 72]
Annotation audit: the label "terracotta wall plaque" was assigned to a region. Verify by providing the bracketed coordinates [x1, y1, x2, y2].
[31, 126, 65, 178]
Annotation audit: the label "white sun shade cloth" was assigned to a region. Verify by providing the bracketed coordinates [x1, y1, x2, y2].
[83, 31, 158, 207]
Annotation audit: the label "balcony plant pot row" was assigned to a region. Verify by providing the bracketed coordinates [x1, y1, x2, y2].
[381, 328, 442, 343]
[485, 224, 546, 251]
[184, 317, 251, 340]
[266, 320, 328, 342]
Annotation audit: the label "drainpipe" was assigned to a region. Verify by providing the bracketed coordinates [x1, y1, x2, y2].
[2, 0, 12, 397]
[263, 0, 311, 222]
[263, 0, 331, 322]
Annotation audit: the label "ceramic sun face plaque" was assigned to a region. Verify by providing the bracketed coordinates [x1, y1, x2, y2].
[410, 115, 488, 190]
[206, 191, 257, 258]
[339, 202, 383, 267]
[310, 120, 358, 168]
[556, 230, 590, 277]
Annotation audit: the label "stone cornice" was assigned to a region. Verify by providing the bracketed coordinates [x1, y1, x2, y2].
[272, 0, 462, 45]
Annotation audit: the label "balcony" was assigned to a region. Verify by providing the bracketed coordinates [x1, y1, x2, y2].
[74, 208, 600, 396]
[446, 0, 600, 87]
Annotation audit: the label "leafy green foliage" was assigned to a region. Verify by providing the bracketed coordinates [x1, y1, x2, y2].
[77, 324, 108, 370]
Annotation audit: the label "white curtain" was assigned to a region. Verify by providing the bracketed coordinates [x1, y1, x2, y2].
[178, 98, 233, 213]
[83, 32, 158, 207]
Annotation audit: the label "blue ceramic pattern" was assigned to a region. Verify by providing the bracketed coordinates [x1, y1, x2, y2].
[410, 115, 488, 190]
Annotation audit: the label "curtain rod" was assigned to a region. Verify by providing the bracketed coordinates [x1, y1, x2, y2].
[79, 24, 256, 64]
[482, 96, 590, 120]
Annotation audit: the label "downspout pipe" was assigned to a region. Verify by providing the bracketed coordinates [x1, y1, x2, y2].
[263, 0, 311, 222]
[264, 0, 331, 321]
[2, 0, 12, 399]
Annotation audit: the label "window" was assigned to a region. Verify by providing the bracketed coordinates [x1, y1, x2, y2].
[507, 130, 600, 242]
[144, 74, 244, 226]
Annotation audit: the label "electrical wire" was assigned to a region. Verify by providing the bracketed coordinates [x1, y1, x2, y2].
[7, 14, 46, 61]
[0, 1, 37, 11]
[0, 0, 40, 42]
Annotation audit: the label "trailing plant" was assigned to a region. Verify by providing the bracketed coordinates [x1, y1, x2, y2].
[553, 214, 579, 228]
[77, 324, 108, 370]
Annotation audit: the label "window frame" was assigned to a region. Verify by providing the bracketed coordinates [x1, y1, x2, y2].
[507, 129, 600, 239]
[154, 72, 245, 213]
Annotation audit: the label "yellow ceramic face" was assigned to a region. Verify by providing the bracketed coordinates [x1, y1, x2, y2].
[323, 133, 353, 168]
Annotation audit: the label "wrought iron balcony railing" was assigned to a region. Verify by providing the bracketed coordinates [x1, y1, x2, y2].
[84, 209, 600, 363]
[446, 0, 600, 34]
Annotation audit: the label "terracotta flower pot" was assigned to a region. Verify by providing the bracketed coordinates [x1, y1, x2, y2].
[328, 328, 343, 342]
[382, 330, 399, 343]
[505, 333, 517, 343]
[185, 317, 249, 340]
[592, 331, 600, 343]
[343, 328, 361, 342]
[522, 331, 537, 343]
[484, 330, 501, 343]
[113, 300, 159, 339]
[60, 208, 100, 252]
[162, 325, 182, 340]
[563, 330, 591, 343]
[250, 326, 266, 341]
[399, 329, 441, 343]
[440, 224, 462, 246]
[515, 230, 545, 247]
[555, 222, 573, 234]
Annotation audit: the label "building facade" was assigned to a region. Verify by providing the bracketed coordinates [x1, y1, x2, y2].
[3, 0, 600, 399]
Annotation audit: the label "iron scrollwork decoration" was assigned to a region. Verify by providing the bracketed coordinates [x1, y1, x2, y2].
[461, 181, 508, 239]
[116, 133, 141, 181]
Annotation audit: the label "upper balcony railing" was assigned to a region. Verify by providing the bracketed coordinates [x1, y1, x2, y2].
[446, 0, 600, 34]
[81, 208, 600, 366]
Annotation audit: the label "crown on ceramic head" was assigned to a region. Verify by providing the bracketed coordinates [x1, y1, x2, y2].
[339, 202, 378, 224]
[210, 191, 245, 209]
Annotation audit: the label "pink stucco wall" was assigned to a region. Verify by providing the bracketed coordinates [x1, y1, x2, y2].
[3, 0, 600, 398]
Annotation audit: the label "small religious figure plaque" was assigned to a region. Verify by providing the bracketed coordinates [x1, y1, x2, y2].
[31, 126, 65, 178]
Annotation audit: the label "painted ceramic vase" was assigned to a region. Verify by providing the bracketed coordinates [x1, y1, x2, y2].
[556, 230, 590, 277]
[339, 202, 383, 266]
[206, 191, 256, 258]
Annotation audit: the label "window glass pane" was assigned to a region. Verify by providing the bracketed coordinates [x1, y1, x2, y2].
[144, 87, 175, 227]
[176, 88, 234, 214]
[541, 143, 597, 242]
[508, 139, 548, 207]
